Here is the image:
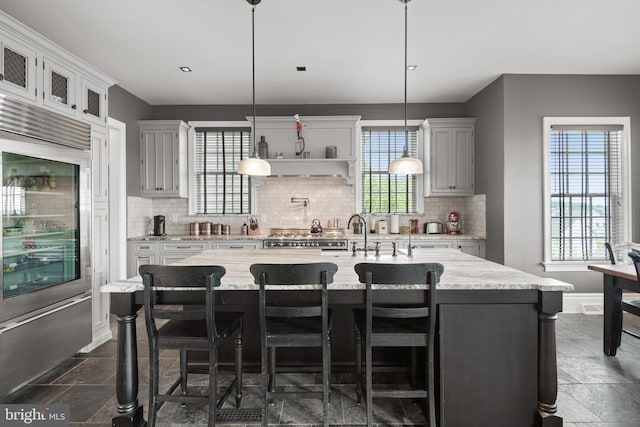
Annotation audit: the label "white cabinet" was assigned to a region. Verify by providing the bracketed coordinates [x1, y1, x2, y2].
[140, 120, 189, 198]
[0, 34, 37, 103]
[42, 55, 77, 115]
[455, 240, 486, 258]
[158, 241, 209, 266]
[0, 18, 114, 125]
[425, 118, 475, 196]
[212, 240, 262, 250]
[127, 241, 158, 278]
[80, 76, 107, 126]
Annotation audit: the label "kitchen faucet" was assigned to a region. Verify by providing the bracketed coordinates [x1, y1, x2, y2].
[347, 213, 368, 256]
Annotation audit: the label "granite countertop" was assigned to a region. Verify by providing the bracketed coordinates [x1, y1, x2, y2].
[128, 233, 485, 241]
[104, 248, 572, 293]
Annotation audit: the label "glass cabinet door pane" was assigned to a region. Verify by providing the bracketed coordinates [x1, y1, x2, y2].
[2, 152, 80, 299]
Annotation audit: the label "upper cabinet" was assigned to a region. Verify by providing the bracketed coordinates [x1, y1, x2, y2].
[0, 34, 37, 103]
[424, 118, 475, 196]
[139, 120, 190, 198]
[0, 12, 114, 127]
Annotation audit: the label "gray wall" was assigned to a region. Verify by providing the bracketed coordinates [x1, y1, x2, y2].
[107, 85, 153, 195]
[484, 74, 640, 292]
[467, 76, 505, 263]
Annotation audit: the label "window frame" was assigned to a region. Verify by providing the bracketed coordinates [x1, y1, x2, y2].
[356, 120, 424, 214]
[542, 116, 632, 272]
[187, 121, 256, 215]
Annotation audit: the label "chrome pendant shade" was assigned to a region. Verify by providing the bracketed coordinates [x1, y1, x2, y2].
[237, 0, 271, 176]
[388, 0, 423, 175]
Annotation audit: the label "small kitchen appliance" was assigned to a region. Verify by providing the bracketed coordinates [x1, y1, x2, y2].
[153, 215, 166, 236]
[376, 219, 388, 234]
[446, 211, 461, 235]
[425, 222, 444, 234]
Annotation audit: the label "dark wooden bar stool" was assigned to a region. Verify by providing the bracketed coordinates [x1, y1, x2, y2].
[140, 265, 244, 427]
[249, 262, 338, 427]
[605, 243, 640, 340]
[352, 262, 443, 427]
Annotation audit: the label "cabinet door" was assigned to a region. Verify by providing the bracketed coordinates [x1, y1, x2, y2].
[92, 210, 110, 334]
[80, 76, 106, 126]
[42, 56, 77, 115]
[91, 129, 108, 207]
[141, 129, 178, 196]
[430, 128, 454, 194]
[0, 35, 37, 103]
[456, 240, 485, 258]
[450, 128, 474, 195]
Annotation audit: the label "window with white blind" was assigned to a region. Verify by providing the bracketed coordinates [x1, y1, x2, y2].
[542, 117, 631, 271]
[192, 127, 252, 214]
[361, 127, 418, 213]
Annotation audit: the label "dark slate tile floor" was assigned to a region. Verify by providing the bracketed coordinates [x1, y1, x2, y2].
[2, 312, 640, 426]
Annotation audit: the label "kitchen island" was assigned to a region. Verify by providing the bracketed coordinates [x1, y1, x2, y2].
[104, 248, 572, 427]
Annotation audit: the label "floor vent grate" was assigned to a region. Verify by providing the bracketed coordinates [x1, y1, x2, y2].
[216, 407, 262, 423]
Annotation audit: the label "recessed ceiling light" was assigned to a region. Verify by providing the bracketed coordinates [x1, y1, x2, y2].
[296, 66, 307, 72]
[179, 66, 192, 72]
[407, 65, 417, 71]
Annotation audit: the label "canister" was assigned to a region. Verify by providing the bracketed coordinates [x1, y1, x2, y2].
[190, 223, 200, 236]
[213, 223, 222, 235]
[326, 146, 337, 158]
[222, 224, 230, 235]
[199, 222, 211, 235]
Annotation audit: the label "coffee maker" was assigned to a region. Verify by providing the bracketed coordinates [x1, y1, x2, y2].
[153, 215, 166, 236]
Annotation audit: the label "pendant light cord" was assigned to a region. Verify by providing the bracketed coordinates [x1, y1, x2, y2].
[252, 4, 257, 157]
[403, 0, 409, 158]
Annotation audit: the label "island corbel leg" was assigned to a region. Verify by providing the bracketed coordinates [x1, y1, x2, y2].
[111, 293, 147, 427]
[603, 274, 623, 356]
[537, 291, 563, 427]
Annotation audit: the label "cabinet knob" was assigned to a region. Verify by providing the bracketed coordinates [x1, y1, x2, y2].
[83, 109, 89, 114]
[0, 74, 4, 81]
[71, 104, 77, 110]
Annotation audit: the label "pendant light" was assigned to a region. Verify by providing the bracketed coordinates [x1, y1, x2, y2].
[388, 0, 423, 175]
[237, 0, 271, 176]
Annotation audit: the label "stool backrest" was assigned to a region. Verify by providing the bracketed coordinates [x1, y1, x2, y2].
[250, 262, 338, 318]
[628, 251, 640, 280]
[139, 264, 226, 339]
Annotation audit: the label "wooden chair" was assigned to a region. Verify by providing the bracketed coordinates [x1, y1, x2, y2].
[249, 262, 338, 427]
[622, 251, 640, 339]
[353, 262, 444, 427]
[140, 265, 243, 427]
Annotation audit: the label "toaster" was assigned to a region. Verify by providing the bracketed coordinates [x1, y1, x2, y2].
[425, 222, 443, 234]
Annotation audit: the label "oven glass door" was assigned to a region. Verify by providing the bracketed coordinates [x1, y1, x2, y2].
[2, 152, 80, 299]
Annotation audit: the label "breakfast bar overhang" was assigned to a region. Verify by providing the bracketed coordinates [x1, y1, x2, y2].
[104, 249, 573, 427]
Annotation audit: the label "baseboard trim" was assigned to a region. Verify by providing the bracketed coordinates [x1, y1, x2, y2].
[563, 292, 640, 314]
[79, 328, 112, 353]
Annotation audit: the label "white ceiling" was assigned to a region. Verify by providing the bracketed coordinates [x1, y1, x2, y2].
[1, 0, 639, 106]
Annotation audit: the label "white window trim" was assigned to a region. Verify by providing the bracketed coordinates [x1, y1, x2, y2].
[357, 119, 425, 214]
[542, 116, 632, 272]
[187, 120, 256, 215]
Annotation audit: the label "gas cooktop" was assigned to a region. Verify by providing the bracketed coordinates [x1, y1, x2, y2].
[268, 228, 345, 238]
[264, 228, 347, 249]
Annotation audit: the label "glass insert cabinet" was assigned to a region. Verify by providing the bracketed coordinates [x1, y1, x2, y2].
[2, 152, 80, 299]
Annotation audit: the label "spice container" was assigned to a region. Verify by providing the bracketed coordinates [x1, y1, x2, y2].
[190, 223, 200, 236]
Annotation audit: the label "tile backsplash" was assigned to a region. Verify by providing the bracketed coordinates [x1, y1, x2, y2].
[127, 178, 486, 238]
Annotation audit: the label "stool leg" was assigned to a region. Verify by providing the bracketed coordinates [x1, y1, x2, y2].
[208, 345, 218, 427]
[269, 347, 276, 397]
[365, 338, 373, 427]
[354, 327, 362, 404]
[148, 340, 159, 427]
[235, 333, 243, 408]
[180, 348, 188, 406]
[323, 331, 330, 427]
[261, 341, 268, 427]
[411, 347, 418, 389]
